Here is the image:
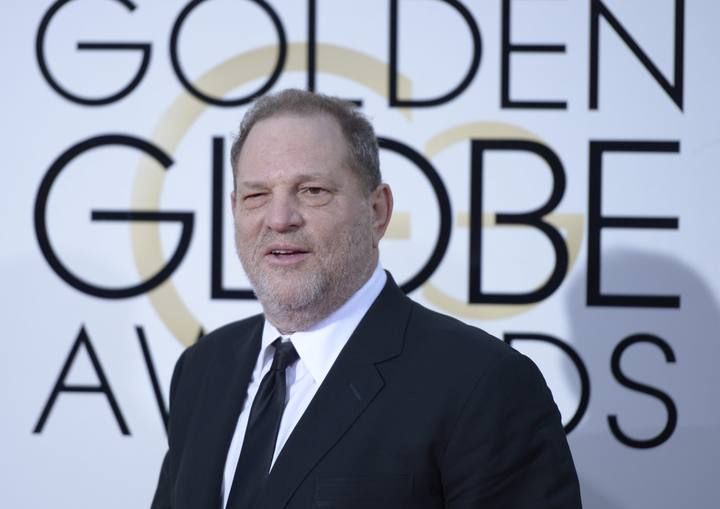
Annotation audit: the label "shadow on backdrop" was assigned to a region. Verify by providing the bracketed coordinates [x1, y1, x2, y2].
[562, 248, 719, 509]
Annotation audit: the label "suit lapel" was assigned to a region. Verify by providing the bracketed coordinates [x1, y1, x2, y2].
[260, 277, 413, 508]
[179, 317, 263, 509]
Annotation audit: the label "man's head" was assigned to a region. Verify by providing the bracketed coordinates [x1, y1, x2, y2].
[230, 89, 393, 333]
[230, 89, 381, 195]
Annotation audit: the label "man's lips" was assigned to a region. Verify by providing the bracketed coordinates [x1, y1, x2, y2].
[264, 244, 309, 255]
[263, 245, 311, 265]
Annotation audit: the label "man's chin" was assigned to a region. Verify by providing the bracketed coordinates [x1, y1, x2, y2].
[253, 276, 321, 309]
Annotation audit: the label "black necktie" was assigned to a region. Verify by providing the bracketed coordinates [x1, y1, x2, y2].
[226, 338, 299, 509]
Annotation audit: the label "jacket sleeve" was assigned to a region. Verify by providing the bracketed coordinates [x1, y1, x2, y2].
[150, 348, 189, 509]
[440, 352, 582, 508]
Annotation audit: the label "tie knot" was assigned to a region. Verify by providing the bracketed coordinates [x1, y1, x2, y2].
[270, 338, 299, 371]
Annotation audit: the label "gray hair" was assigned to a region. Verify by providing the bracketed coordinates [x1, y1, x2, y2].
[230, 89, 381, 194]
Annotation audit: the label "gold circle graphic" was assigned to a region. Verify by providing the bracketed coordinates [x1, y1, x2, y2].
[131, 45, 584, 343]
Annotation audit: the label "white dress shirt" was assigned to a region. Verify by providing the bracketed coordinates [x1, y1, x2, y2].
[221, 265, 387, 508]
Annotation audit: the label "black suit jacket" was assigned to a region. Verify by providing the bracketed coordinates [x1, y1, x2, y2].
[151, 275, 581, 508]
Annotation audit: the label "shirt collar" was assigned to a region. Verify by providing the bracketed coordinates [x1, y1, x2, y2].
[260, 265, 387, 385]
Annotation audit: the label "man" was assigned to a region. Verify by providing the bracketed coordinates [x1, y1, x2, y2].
[151, 89, 582, 508]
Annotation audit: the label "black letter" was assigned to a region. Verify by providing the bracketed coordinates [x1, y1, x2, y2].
[307, 0, 317, 92]
[36, 0, 151, 106]
[470, 140, 567, 304]
[389, 0, 481, 107]
[136, 326, 169, 432]
[501, 0, 566, 109]
[34, 326, 130, 435]
[170, 0, 286, 107]
[589, 0, 684, 110]
[377, 137, 452, 292]
[587, 141, 680, 307]
[34, 134, 194, 299]
[305, 0, 362, 106]
[211, 137, 256, 299]
[505, 332, 590, 434]
[608, 334, 677, 448]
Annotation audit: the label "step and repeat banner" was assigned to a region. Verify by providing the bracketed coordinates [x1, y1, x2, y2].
[2, 1, 718, 508]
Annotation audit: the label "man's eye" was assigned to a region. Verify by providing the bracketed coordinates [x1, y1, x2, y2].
[243, 192, 268, 207]
[300, 186, 332, 204]
[302, 187, 325, 195]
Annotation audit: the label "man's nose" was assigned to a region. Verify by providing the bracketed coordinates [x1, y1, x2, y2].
[265, 193, 303, 232]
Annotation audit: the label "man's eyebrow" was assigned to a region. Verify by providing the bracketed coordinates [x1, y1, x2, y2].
[238, 173, 332, 189]
[237, 180, 268, 190]
[295, 172, 333, 183]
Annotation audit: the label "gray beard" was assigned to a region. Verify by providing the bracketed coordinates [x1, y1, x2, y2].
[238, 223, 376, 334]
[248, 263, 341, 334]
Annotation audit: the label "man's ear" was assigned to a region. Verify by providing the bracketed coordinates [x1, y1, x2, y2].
[230, 190, 237, 216]
[370, 183, 394, 247]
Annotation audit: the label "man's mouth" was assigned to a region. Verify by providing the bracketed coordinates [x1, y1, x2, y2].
[264, 246, 310, 264]
[270, 249, 305, 255]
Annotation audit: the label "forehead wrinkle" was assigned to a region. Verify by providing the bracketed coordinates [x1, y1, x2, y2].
[247, 113, 348, 159]
[238, 171, 337, 189]
[236, 113, 359, 190]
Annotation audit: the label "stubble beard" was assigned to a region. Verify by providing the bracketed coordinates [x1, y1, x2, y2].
[236, 219, 376, 333]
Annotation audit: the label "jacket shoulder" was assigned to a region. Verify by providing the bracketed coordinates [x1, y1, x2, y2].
[405, 300, 518, 365]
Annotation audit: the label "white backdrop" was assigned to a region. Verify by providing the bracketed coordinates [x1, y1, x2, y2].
[2, 1, 719, 508]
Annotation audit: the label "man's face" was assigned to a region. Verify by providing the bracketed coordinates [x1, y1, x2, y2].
[231, 113, 390, 326]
